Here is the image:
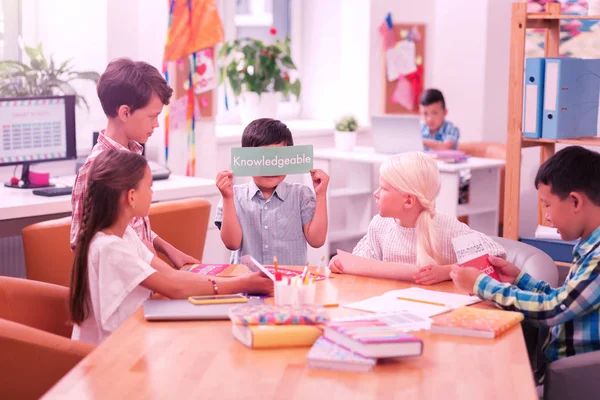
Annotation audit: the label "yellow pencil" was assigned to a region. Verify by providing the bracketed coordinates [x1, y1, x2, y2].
[397, 297, 445, 307]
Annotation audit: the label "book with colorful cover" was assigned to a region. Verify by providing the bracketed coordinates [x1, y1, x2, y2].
[323, 314, 424, 358]
[306, 337, 377, 372]
[185, 263, 327, 280]
[232, 324, 323, 349]
[228, 304, 330, 326]
[431, 306, 524, 339]
[451, 232, 501, 281]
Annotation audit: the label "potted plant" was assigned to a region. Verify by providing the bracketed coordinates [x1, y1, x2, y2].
[334, 115, 359, 152]
[0, 43, 100, 109]
[218, 34, 301, 125]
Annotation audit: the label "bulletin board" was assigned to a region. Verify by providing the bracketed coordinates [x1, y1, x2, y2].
[381, 23, 426, 115]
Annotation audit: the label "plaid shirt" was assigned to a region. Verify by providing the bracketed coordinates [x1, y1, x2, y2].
[70, 132, 156, 250]
[421, 120, 460, 150]
[475, 226, 600, 362]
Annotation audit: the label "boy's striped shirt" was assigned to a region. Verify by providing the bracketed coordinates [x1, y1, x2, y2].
[475, 227, 600, 361]
[70, 132, 156, 250]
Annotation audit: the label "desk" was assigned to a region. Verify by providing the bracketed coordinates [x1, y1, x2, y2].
[312, 147, 505, 256]
[42, 275, 537, 400]
[0, 175, 231, 276]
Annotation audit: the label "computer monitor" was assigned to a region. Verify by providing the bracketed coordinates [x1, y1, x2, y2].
[1, 95, 77, 188]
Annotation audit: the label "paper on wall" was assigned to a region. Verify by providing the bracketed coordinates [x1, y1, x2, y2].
[385, 40, 417, 81]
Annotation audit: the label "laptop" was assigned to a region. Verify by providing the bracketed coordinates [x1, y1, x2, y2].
[143, 296, 264, 321]
[371, 115, 424, 154]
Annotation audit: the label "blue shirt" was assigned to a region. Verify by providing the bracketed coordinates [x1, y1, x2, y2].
[421, 120, 460, 150]
[475, 226, 600, 362]
[214, 179, 316, 266]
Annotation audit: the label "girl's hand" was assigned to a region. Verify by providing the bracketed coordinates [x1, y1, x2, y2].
[328, 255, 344, 273]
[413, 264, 452, 285]
[238, 272, 274, 296]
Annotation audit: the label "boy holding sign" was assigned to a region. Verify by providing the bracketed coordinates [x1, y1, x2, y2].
[215, 119, 330, 266]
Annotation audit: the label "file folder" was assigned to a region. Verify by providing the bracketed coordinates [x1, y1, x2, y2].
[542, 58, 600, 140]
[523, 58, 546, 139]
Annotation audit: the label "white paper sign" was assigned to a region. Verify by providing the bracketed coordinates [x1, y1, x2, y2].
[386, 40, 417, 81]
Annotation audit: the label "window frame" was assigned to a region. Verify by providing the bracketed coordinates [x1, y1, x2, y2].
[216, 0, 303, 124]
[0, 0, 22, 61]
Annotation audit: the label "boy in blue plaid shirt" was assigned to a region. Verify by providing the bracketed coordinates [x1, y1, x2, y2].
[419, 89, 460, 151]
[451, 146, 600, 382]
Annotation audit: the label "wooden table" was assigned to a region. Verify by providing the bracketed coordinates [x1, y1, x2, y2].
[42, 274, 538, 400]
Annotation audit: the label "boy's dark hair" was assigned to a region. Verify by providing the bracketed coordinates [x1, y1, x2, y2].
[70, 149, 148, 324]
[97, 58, 173, 118]
[535, 145, 600, 206]
[419, 88, 446, 109]
[241, 118, 294, 147]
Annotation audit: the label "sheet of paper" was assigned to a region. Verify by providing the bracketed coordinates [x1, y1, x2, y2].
[336, 250, 418, 281]
[332, 311, 433, 331]
[391, 76, 415, 109]
[193, 48, 217, 95]
[385, 40, 417, 81]
[168, 95, 200, 132]
[344, 296, 450, 318]
[382, 287, 481, 308]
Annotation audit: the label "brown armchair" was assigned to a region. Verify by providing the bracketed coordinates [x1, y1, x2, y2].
[0, 277, 94, 400]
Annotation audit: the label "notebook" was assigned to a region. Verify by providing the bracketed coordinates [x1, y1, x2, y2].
[431, 306, 524, 339]
[451, 232, 501, 281]
[323, 313, 425, 358]
[232, 324, 323, 349]
[143, 297, 264, 321]
[307, 337, 377, 373]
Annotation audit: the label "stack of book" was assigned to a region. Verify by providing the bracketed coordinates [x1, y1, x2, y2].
[306, 312, 426, 373]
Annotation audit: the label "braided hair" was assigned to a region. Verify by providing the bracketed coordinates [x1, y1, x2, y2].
[69, 149, 148, 324]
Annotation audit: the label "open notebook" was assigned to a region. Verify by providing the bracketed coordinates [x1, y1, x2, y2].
[344, 287, 481, 318]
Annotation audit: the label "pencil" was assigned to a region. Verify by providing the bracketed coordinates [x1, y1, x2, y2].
[397, 297, 445, 307]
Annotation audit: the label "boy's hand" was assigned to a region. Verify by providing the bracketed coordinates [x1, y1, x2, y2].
[450, 265, 483, 294]
[170, 250, 200, 270]
[488, 256, 521, 284]
[310, 169, 330, 196]
[328, 255, 344, 273]
[413, 264, 451, 285]
[216, 170, 234, 199]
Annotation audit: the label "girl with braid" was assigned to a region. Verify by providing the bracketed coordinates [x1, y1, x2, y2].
[328, 152, 505, 285]
[70, 149, 273, 345]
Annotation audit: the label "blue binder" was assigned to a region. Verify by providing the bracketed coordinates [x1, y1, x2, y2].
[542, 58, 600, 140]
[522, 58, 546, 138]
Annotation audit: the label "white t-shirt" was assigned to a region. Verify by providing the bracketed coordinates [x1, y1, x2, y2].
[72, 226, 157, 345]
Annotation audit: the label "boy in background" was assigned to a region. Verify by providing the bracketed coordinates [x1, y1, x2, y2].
[451, 146, 600, 383]
[214, 118, 329, 266]
[419, 88, 460, 151]
[70, 58, 199, 269]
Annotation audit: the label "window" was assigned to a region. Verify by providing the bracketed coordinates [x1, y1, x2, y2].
[0, 0, 22, 61]
[216, 0, 302, 124]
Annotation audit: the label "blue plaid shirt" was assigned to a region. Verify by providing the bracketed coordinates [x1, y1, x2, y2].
[215, 179, 316, 266]
[421, 120, 460, 150]
[474, 226, 600, 362]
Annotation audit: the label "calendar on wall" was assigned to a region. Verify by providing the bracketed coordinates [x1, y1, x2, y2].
[0, 98, 67, 164]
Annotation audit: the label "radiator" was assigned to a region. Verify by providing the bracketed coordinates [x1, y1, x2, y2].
[0, 235, 26, 278]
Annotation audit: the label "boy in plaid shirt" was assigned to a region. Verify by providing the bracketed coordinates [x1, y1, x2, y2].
[70, 58, 199, 269]
[451, 146, 600, 383]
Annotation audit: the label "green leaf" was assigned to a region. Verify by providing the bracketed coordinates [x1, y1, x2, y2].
[280, 54, 296, 69]
[24, 45, 41, 61]
[290, 79, 301, 99]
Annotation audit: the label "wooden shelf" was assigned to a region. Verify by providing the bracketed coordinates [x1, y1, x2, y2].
[556, 261, 571, 268]
[522, 136, 600, 147]
[527, 14, 600, 21]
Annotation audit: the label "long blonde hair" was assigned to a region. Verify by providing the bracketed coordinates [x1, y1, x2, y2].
[379, 152, 444, 266]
